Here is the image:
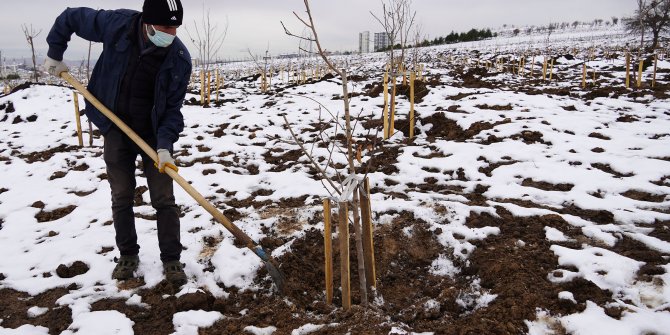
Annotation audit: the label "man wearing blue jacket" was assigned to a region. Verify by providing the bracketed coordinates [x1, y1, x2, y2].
[44, 0, 192, 286]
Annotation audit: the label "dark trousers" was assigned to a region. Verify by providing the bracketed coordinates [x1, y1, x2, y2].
[104, 127, 181, 262]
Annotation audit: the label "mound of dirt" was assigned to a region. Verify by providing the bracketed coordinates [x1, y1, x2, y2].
[56, 261, 90, 278]
[35, 205, 77, 223]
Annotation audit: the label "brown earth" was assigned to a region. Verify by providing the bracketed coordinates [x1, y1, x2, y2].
[3, 208, 645, 334]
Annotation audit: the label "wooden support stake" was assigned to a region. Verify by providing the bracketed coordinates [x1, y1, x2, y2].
[73, 92, 83, 147]
[410, 71, 415, 139]
[549, 58, 554, 81]
[383, 71, 389, 139]
[323, 199, 334, 305]
[625, 53, 631, 88]
[582, 63, 587, 89]
[88, 120, 93, 147]
[542, 57, 548, 81]
[359, 177, 376, 289]
[637, 60, 643, 88]
[390, 77, 397, 137]
[200, 71, 205, 105]
[208, 71, 213, 105]
[338, 201, 351, 310]
[653, 53, 658, 88]
[215, 70, 220, 103]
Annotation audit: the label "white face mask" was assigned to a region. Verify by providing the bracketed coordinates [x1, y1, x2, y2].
[145, 24, 176, 47]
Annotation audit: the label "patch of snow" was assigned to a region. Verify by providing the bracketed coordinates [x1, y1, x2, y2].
[558, 291, 577, 304]
[544, 227, 570, 242]
[560, 301, 670, 335]
[291, 323, 337, 335]
[243, 325, 277, 335]
[429, 254, 459, 278]
[26, 306, 48, 318]
[550, 245, 643, 291]
[0, 325, 50, 335]
[172, 310, 223, 335]
[61, 311, 134, 335]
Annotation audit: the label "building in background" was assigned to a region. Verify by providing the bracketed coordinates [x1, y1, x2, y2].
[359, 31, 370, 54]
[374, 32, 389, 52]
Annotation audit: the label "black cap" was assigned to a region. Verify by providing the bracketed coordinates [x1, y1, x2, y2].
[143, 0, 183, 26]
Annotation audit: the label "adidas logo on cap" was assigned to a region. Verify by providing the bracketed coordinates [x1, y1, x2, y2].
[171, 16, 177, 20]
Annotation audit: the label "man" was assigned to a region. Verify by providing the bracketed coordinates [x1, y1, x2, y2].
[44, 0, 192, 286]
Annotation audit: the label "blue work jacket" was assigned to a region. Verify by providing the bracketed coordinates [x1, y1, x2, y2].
[46, 7, 192, 152]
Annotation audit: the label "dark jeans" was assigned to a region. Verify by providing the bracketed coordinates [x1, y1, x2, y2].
[104, 127, 181, 262]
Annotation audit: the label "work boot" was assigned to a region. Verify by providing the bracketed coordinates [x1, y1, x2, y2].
[112, 255, 139, 280]
[163, 261, 187, 286]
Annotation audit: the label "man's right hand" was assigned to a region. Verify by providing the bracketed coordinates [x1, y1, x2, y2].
[44, 57, 69, 77]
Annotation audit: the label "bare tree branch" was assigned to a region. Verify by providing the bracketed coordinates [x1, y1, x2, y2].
[282, 115, 341, 195]
[21, 24, 41, 82]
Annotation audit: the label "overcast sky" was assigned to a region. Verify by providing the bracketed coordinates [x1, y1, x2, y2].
[1, 0, 635, 63]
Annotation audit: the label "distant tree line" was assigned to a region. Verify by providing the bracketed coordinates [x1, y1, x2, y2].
[377, 28, 495, 52]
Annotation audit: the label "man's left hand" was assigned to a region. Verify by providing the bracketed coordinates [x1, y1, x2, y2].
[45, 56, 69, 77]
[157, 149, 178, 173]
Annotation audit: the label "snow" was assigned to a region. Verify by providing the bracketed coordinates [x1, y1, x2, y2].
[560, 301, 670, 335]
[290, 323, 336, 335]
[550, 246, 644, 291]
[544, 227, 570, 242]
[429, 254, 459, 278]
[171, 310, 223, 335]
[60, 311, 134, 335]
[243, 325, 278, 335]
[0, 325, 49, 335]
[1, 22, 669, 334]
[558, 291, 577, 304]
[388, 327, 434, 335]
[25, 307, 48, 318]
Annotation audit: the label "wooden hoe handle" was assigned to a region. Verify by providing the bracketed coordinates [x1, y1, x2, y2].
[60, 72, 256, 249]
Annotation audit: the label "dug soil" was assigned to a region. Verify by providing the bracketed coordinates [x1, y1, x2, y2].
[2, 205, 652, 334]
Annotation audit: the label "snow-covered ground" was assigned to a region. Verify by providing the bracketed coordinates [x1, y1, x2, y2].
[1, 25, 669, 334]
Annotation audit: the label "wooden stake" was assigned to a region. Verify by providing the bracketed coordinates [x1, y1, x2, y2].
[359, 177, 376, 289]
[200, 71, 205, 105]
[383, 71, 389, 139]
[653, 53, 658, 88]
[637, 60, 643, 88]
[549, 58, 554, 81]
[410, 71, 415, 139]
[390, 76, 397, 137]
[338, 201, 351, 310]
[323, 199, 333, 305]
[209, 71, 213, 104]
[88, 120, 93, 147]
[215, 70, 220, 103]
[542, 57, 548, 81]
[625, 53, 631, 88]
[73, 92, 83, 147]
[582, 63, 587, 89]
